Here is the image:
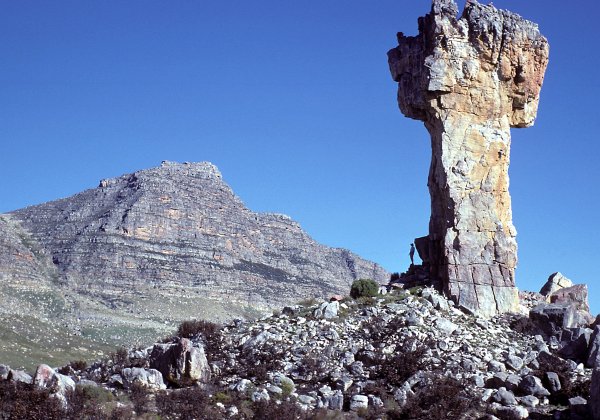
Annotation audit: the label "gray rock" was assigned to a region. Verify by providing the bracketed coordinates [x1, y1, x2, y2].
[350, 394, 369, 411]
[492, 387, 517, 406]
[109, 374, 123, 388]
[519, 375, 550, 397]
[314, 301, 339, 319]
[406, 311, 423, 327]
[540, 272, 573, 296]
[529, 303, 579, 336]
[33, 364, 75, 395]
[569, 396, 588, 417]
[251, 389, 270, 403]
[0, 364, 9, 380]
[122, 367, 166, 390]
[505, 355, 524, 371]
[519, 395, 539, 408]
[265, 384, 282, 395]
[434, 317, 458, 335]
[149, 337, 210, 385]
[8, 369, 32, 384]
[545, 372, 561, 393]
[488, 360, 506, 373]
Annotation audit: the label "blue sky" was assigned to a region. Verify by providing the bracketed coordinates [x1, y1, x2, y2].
[1, 1, 599, 313]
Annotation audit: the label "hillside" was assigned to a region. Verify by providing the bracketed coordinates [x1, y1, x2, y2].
[1, 161, 387, 369]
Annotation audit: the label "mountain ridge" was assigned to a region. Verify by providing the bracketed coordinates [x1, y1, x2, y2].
[1, 160, 388, 369]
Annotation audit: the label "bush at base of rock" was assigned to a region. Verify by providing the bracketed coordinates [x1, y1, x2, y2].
[350, 278, 380, 299]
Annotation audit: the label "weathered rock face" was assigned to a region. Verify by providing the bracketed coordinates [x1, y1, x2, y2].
[10, 161, 387, 321]
[388, 0, 549, 316]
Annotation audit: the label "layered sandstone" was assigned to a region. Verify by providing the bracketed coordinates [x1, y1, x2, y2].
[10, 161, 387, 319]
[388, 0, 549, 316]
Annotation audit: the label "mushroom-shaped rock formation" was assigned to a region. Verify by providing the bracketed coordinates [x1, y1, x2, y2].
[388, 0, 549, 316]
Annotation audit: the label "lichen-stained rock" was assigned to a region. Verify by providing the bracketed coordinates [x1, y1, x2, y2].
[9, 161, 387, 320]
[388, 0, 549, 316]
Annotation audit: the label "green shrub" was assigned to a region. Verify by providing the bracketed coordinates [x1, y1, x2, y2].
[350, 279, 379, 299]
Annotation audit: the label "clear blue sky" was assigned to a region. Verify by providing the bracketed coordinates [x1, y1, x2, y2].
[1, 1, 599, 313]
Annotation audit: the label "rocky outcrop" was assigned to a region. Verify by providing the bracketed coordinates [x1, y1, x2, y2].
[388, 0, 549, 316]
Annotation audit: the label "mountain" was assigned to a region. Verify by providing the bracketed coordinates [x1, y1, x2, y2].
[2, 161, 387, 368]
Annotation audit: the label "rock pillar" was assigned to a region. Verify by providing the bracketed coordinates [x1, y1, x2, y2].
[388, 0, 549, 316]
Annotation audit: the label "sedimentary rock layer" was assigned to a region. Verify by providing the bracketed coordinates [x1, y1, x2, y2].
[10, 161, 387, 315]
[388, 0, 549, 316]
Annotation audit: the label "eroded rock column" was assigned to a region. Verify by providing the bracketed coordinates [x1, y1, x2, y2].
[388, 0, 549, 316]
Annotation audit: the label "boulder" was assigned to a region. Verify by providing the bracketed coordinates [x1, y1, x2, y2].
[149, 337, 211, 385]
[540, 272, 573, 296]
[33, 364, 75, 395]
[8, 369, 32, 384]
[122, 367, 166, 390]
[350, 394, 369, 411]
[314, 301, 339, 319]
[519, 375, 550, 397]
[549, 284, 590, 313]
[529, 303, 578, 336]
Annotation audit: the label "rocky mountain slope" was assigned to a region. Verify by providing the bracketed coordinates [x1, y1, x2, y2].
[1, 278, 598, 419]
[1, 161, 387, 369]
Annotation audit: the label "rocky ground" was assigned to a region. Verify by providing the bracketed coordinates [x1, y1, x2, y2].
[1, 273, 599, 419]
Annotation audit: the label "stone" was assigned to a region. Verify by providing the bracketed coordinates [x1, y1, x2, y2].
[519, 395, 539, 408]
[529, 303, 578, 336]
[434, 317, 458, 335]
[350, 394, 369, 411]
[545, 372, 561, 393]
[519, 375, 550, 397]
[314, 301, 339, 319]
[488, 360, 506, 373]
[251, 389, 270, 403]
[540, 272, 573, 296]
[0, 364, 9, 380]
[492, 387, 517, 406]
[233, 378, 253, 393]
[8, 369, 32, 384]
[569, 396, 588, 417]
[121, 367, 166, 390]
[33, 364, 75, 395]
[149, 337, 211, 385]
[549, 284, 592, 316]
[560, 328, 592, 362]
[109, 374, 123, 388]
[388, 0, 548, 317]
[505, 355, 524, 371]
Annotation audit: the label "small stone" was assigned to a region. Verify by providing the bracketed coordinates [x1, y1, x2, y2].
[545, 372, 561, 393]
[350, 394, 368, 411]
[505, 355, 524, 371]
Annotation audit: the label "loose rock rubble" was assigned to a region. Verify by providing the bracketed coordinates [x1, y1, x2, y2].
[0, 283, 598, 418]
